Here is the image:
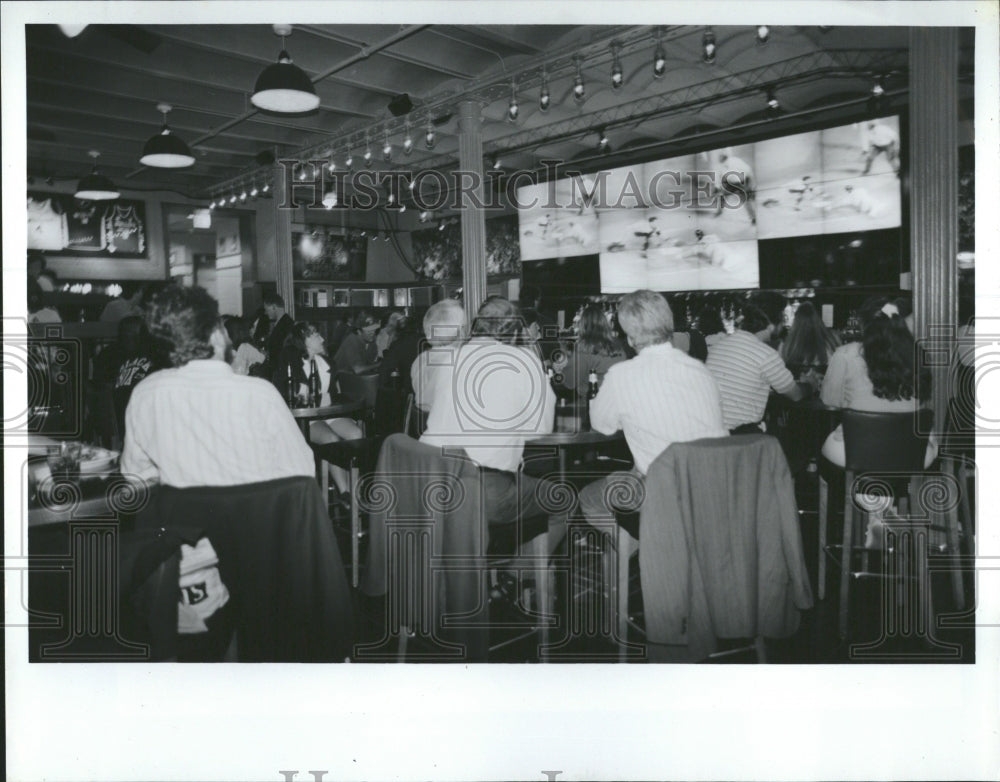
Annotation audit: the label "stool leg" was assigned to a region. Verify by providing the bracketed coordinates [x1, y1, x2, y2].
[617, 528, 629, 662]
[942, 467, 965, 611]
[818, 475, 828, 600]
[839, 470, 855, 638]
[350, 463, 360, 589]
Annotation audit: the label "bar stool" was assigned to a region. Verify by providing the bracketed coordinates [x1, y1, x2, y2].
[816, 408, 962, 638]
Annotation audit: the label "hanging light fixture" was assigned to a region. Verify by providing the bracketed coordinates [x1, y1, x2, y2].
[208, 198, 217, 210]
[597, 127, 610, 152]
[871, 75, 885, 97]
[425, 115, 436, 149]
[322, 186, 338, 208]
[610, 43, 624, 89]
[539, 67, 551, 111]
[75, 150, 119, 200]
[262, 180, 270, 193]
[140, 103, 195, 168]
[756, 26, 770, 45]
[766, 87, 780, 113]
[363, 132, 373, 167]
[239, 184, 248, 201]
[251, 24, 320, 113]
[383, 128, 393, 161]
[653, 29, 667, 78]
[507, 79, 519, 122]
[403, 120, 414, 154]
[250, 183, 259, 197]
[344, 146, 354, 170]
[228, 191, 238, 205]
[702, 28, 717, 64]
[572, 56, 586, 102]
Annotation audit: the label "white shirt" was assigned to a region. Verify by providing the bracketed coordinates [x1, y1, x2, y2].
[589, 341, 728, 475]
[410, 344, 460, 411]
[122, 359, 315, 488]
[420, 338, 555, 472]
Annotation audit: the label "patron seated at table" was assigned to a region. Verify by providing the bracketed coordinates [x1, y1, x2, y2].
[420, 296, 569, 543]
[224, 315, 266, 376]
[580, 290, 728, 539]
[411, 299, 467, 412]
[779, 301, 840, 384]
[820, 299, 936, 468]
[378, 314, 422, 394]
[706, 303, 811, 434]
[334, 311, 380, 375]
[121, 285, 314, 488]
[275, 321, 364, 497]
[557, 301, 627, 394]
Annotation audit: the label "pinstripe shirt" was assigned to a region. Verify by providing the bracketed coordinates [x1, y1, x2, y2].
[121, 360, 315, 488]
[706, 330, 797, 429]
[589, 342, 728, 475]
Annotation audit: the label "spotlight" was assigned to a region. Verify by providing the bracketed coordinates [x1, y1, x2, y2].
[573, 57, 585, 102]
[425, 115, 436, 149]
[251, 184, 259, 197]
[597, 127, 609, 151]
[345, 149, 354, 169]
[363, 134, 373, 167]
[229, 192, 237, 205]
[408, 177, 417, 192]
[239, 187, 248, 201]
[610, 43, 623, 89]
[298, 165, 308, 182]
[507, 80, 519, 122]
[399, 203, 406, 213]
[756, 26, 770, 45]
[492, 156, 502, 171]
[323, 187, 337, 208]
[702, 28, 716, 64]
[419, 210, 431, 223]
[539, 69, 551, 111]
[872, 75, 885, 97]
[403, 120, 413, 154]
[386, 191, 395, 206]
[383, 129, 392, 162]
[209, 200, 216, 210]
[766, 88, 779, 111]
[262, 181, 270, 193]
[328, 158, 337, 173]
[438, 220, 446, 231]
[653, 30, 667, 78]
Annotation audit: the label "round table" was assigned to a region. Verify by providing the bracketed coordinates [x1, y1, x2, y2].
[525, 429, 628, 479]
[290, 394, 364, 443]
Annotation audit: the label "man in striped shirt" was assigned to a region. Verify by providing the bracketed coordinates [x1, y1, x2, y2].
[580, 290, 728, 537]
[121, 285, 315, 488]
[705, 303, 807, 433]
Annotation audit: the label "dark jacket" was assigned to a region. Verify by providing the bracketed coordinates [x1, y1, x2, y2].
[638, 434, 813, 662]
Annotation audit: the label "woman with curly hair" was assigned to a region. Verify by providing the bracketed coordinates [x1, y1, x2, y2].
[820, 299, 934, 468]
[558, 302, 627, 393]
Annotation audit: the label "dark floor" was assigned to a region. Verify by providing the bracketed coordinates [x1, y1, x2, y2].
[26, 463, 976, 663]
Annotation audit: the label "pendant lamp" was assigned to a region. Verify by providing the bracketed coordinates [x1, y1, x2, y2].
[75, 150, 120, 200]
[140, 103, 195, 168]
[251, 24, 320, 113]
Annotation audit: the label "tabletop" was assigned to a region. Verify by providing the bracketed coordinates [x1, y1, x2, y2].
[527, 429, 626, 448]
[289, 394, 364, 420]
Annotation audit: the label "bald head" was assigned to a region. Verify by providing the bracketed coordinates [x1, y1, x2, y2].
[423, 299, 467, 346]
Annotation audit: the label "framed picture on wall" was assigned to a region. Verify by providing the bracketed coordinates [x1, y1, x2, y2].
[292, 229, 367, 281]
[28, 192, 148, 258]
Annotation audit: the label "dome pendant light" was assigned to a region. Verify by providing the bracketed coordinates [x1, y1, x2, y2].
[75, 150, 120, 200]
[140, 103, 195, 168]
[251, 24, 320, 113]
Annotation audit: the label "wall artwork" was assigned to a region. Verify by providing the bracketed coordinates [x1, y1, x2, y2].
[28, 192, 148, 258]
[292, 229, 368, 281]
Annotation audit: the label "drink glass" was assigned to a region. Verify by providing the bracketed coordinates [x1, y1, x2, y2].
[47, 442, 82, 484]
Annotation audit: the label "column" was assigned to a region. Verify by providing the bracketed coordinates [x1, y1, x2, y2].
[272, 161, 296, 318]
[457, 100, 488, 319]
[910, 28, 959, 434]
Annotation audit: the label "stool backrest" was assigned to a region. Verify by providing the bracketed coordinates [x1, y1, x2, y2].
[336, 370, 379, 408]
[841, 408, 932, 472]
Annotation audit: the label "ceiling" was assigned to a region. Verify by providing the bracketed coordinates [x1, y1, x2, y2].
[24, 23, 975, 201]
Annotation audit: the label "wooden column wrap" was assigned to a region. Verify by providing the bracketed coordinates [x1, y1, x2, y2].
[909, 28, 959, 434]
[457, 99, 488, 321]
[272, 162, 296, 318]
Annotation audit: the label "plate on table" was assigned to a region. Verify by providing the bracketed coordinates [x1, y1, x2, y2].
[78, 445, 119, 475]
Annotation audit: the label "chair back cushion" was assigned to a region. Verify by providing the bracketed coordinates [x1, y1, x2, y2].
[841, 408, 932, 473]
[371, 386, 411, 440]
[337, 370, 379, 408]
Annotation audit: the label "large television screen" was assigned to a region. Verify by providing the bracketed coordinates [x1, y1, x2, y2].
[517, 116, 902, 294]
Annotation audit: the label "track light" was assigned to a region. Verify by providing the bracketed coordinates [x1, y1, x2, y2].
[209, 199, 216, 210]
[363, 133, 373, 167]
[408, 177, 417, 192]
[75, 150, 119, 200]
[610, 43, 623, 89]
[425, 115, 436, 149]
[322, 187, 338, 208]
[573, 56, 585, 102]
[251, 25, 320, 113]
[383, 129, 392, 161]
[229, 192, 238, 205]
[250, 184, 259, 197]
[597, 127, 610, 151]
[507, 80, 519, 122]
[756, 26, 770, 45]
[419, 210, 431, 223]
[239, 186, 248, 201]
[539, 69, 551, 112]
[766, 88, 780, 113]
[399, 203, 406, 213]
[140, 103, 195, 168]
[262, 181, 270, 193]
[702, 28, 717, 64]
[344, 148, 354, 169]
[328, 155, 337, 173]
[403, 120, 413, 154]
[871, 75, 885, 97]
[491, 155, 502, 171]
[653, 29, 667, 78]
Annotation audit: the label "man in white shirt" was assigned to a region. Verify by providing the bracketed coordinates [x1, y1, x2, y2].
[121, 285, 315, 488]
[580, 290, 729, 537]
[420, 297, 567, 538]
[411, 299, 467, 411]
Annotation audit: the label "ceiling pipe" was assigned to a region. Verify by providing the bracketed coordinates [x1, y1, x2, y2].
[127, 24, 429, 180]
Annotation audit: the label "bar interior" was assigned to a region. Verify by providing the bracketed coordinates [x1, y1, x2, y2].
[20, 22, 978, 664]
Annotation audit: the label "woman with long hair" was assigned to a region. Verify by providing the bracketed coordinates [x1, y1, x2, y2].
[820, 300, 934, 468]
[224, 315, 265, 376]
[559, 302, 627, 392]
[274, 322, 364, 499]
[780, 301, 841, 382]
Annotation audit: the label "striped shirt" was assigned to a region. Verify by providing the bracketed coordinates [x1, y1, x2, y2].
[589, 342, 728, 475]
[121, 359, 315, 488]
[706, 330, 797, 429]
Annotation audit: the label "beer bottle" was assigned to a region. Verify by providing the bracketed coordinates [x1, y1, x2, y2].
[287, 364, 297, 407]
[585, 370, 599, 431]
[308, 358, 321, 407]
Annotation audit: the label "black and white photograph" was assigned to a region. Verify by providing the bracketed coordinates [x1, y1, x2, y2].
[3, 3, 998, 782]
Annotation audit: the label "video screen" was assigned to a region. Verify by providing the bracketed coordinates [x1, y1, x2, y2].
[516, 116, 902, 295]
[521, 254, 602, 297]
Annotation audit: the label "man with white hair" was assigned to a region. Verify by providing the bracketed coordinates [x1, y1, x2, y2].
[411, 298, 467, 411]
[580, 290, 728, 539]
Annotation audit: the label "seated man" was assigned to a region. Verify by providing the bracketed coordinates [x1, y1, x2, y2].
[334, 311, 381, 375]
[121, 285, 315, 487]
[420, 297, 568, 542]
[411, 299, 467, 412]
[706, 303, 808, 434]
[580, 290, 729, 538]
